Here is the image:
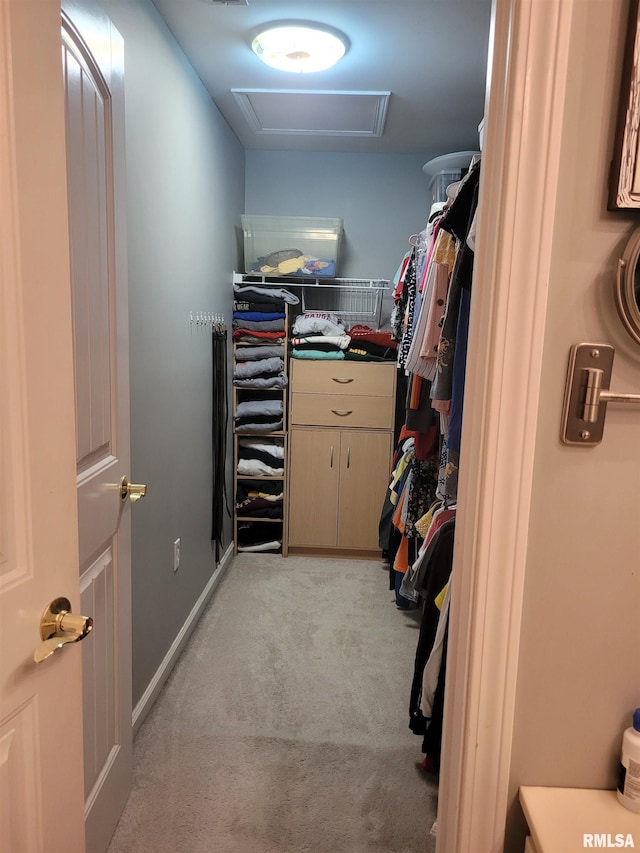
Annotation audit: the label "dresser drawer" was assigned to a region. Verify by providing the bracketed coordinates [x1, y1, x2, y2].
[290, 392, 394, 429]
[290, 359, 395, 397]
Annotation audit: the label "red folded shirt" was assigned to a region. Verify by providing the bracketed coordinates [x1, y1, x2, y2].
[233, 328, 285, 340]
[347, 324, 397, 349]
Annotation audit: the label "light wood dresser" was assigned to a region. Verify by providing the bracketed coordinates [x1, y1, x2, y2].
[287, 359, 396, 556]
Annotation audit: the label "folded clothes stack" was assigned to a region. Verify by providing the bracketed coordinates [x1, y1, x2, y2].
[233, 350, 288, 389]
[343, 324, 398, 362]
[234, 398, 283, 434]
[290, 315, 398, 361]
[236, 520, 282, 553]
[232, 282, 299, 346]
[232, 283, 297, 343]
[232, 300, 287, 344]
[236, 437, 285, 477]
[290, 312, 349, 360]
[235, 480, 284, 520]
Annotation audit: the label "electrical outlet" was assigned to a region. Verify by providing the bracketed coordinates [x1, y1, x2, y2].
[173, 538, 181, 572]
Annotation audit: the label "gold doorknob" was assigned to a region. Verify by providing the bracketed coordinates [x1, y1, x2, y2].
[120, 475, 147, 503]
[34, 597, 93, 663]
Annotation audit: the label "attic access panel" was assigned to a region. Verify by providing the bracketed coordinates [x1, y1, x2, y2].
[231, 89, 390, 137]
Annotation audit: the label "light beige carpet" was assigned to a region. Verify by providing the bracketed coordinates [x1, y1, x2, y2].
[107, 554, 438, 852]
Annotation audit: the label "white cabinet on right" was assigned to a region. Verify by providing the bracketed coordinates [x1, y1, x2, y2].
[287, 360, 396, 555]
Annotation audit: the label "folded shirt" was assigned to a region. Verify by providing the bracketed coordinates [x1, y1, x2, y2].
[238, 447, 284, 467]
[234, 399, 283, 418]
[234, 345, 285, 361]
[344, 347, 393, 362]
[234, 419, 283, 434]
[343, 338, 396, 358]
[347, 324, 397, 349]
[236, 505, 283, 520]
[233, 311, 285, 322]
[233, 283, 299, 304]
[232, 317, 286, 332]
[291, 349, 345, 360]
[233, 329, 286, 342]
[291, 334, 351, 349]
[237, 439, 285, 459]
[237, 540, 282, 553]
[237, 458, 284, 477]
[292, 315, 346, 337]
[236, 482, 284, 502]
[233, 374, 288, 389]
[236, 491, 284, 508]
[234, 357, 284, 379]
[234, 299, 286, 313]
[291, 343, 344, 354]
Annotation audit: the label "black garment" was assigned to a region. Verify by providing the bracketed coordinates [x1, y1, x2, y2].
[237, 520, 283, 547]
[346, 339, 396, 359]
[422, 627, 448, 771]
[408, 519, 455, 736]
[343, 349, 390, 362]
[439, 162, 480, 292]
[234, 299, 286, 313]
[237, 505, 283, 520]
[405, 375, 437, 433]
[236, 481, 283, 503]
[237, 446, 284, 467]
[292, 342, 343, 353]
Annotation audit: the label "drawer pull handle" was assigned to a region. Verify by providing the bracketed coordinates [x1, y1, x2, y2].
[331, 409, 353, 416]
[332, 377, 354, 384]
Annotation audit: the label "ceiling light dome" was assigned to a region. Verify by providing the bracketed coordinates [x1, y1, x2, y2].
[251, 23, 349, 73]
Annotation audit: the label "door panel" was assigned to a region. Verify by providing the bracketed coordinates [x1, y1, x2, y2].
[337, 430, 392, 549]
[0, 0, 86, 847]
[288, 428, 340, 546]
[62, 11, 132, 852]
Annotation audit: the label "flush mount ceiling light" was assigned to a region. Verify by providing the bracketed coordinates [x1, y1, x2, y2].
[251, 22, 349, 73]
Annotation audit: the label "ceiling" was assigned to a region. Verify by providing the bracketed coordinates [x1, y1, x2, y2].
[150, 0, 492, 159]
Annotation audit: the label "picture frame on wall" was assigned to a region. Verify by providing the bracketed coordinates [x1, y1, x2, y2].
[610, 0, 640, 209]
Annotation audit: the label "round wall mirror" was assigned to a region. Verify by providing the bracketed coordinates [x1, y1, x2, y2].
[616, 226, 640, 346]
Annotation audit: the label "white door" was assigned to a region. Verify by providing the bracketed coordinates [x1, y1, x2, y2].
[0, 0, 86, 850]
[61, 9, 133, 853]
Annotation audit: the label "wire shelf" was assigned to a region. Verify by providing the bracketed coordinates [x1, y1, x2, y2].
[233, 273, 391, 329]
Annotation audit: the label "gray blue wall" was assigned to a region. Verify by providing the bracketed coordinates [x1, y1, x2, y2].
[106, 0, 244, 706]
[245, 150, 432, 283]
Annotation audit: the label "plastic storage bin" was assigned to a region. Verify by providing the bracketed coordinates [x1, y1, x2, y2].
[241, 215, 343, 277]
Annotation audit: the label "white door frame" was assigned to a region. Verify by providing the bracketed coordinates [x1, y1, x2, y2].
[438, 0, 575, 850]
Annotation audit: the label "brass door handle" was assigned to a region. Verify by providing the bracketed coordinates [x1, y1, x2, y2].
[34, 597, 93, 663]
[120, 475, 147, 503]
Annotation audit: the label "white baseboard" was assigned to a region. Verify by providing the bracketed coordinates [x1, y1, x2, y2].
[132, 543, 234, 736]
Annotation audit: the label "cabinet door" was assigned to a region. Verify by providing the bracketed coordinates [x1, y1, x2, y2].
[337, 430, 392, 549]
[288, 428, 340, 546]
